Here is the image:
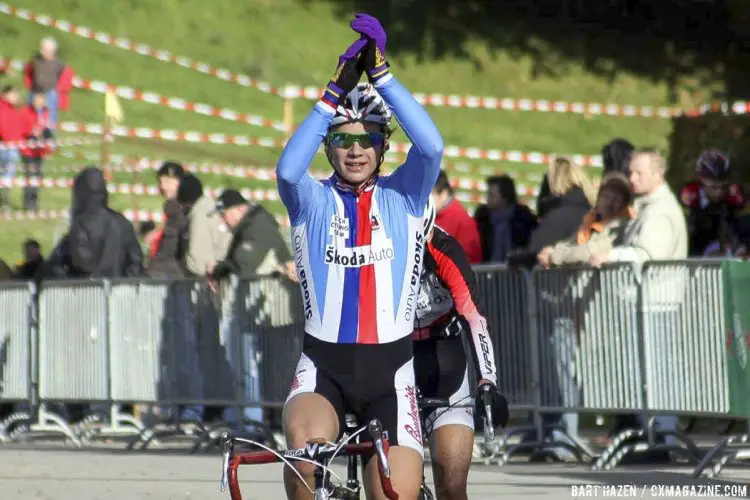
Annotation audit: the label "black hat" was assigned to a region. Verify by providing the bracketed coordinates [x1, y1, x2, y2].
[157, 161, 185, 179]
[176, 173, 203, 205]
[214, 189, 248, 213]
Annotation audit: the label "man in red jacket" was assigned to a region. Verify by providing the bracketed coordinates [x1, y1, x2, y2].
[24, 37, 74, 130]
[0, 86, 28, 207]
[432, 169, 483, 263]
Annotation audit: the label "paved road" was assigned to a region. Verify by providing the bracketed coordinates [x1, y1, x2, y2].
[1, 445, 749, 499]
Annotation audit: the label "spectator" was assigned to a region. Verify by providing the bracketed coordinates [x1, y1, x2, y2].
[147, 199, 188, 279]
[146, 162, 188, 278]
[474, 174, 537, 263]
[530, 156, 597, 266]
[0, 85, 26, 207]
[177, 173, 232, 276]
[431, 170, 483, 263]
[589, 148, 688, 459]
[601, 138, 635, 176]
[209, 189, 295, 430]
[14, 239, 44, 281]
[0, 258, 12, 282]
[67, 166, 143, 277]
[209, 189, 295, 283]
[23, 37, 74, 129]
[539, 173, 634, 267]
[679, 150, 745, 256]
[19, 93, 53, 211]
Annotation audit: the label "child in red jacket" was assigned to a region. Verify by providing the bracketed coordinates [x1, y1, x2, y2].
[19, 93, 52, 211]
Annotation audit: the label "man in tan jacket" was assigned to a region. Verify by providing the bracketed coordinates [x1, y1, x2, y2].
[590, 148, 688, 456]
[177, 173, 232, 276]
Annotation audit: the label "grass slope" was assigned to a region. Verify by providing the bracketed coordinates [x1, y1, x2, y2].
[0, 0, 714, 261]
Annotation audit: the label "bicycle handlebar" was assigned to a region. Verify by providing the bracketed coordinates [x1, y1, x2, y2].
[367, 419, 392, 479]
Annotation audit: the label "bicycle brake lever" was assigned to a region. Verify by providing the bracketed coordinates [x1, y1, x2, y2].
[367, 419, 391, 478]
[220, 431, 234, 492]
[481, 388, 495, 444]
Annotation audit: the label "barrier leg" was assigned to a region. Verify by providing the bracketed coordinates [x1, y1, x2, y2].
[591, 428, 643, 471]
[709, 448, 750, 478]
[694, 434, 750, 478]
[9, 404, 83, 447]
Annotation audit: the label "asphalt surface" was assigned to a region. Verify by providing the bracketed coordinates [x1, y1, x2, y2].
[1, 443, 749, 500]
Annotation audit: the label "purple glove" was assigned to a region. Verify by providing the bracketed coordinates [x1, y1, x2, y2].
[350, 14, 390, 83]
[339, 37, 368, 67]
[350, 14, 387, 56]
[322, 38, 367, 109]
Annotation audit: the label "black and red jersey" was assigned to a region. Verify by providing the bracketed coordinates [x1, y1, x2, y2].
[413, 226, 497, 384]
[680, 181, 745, 210]
[680, 181, 746, 256]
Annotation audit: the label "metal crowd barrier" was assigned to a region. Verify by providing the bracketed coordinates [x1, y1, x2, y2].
[0, 261, 747, 475]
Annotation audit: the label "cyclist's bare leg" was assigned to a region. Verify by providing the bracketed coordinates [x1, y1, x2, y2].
[282, 393, 340, 500]
[429, 424, 473, 500]
[363, 445, 423, 500]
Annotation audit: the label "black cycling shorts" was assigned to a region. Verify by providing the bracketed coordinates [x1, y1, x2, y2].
[285, 334, 424, 457]
[413, 336, 474, 435]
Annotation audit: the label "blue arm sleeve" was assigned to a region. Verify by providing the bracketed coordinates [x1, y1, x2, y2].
[377, 76, 444, 215]
[276, 103, 334, 224]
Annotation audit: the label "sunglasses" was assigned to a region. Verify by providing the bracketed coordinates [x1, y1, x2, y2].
[327, 132, 385, 150]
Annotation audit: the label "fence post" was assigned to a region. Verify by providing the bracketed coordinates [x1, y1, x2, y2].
[525, 268, 544, 437]
[283, 85, 294, 141]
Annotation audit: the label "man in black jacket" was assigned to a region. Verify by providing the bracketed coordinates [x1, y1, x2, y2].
[474, 175, 537, 263]
[67, 166, 143, 278]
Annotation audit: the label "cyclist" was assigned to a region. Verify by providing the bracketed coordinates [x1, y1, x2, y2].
[414, 198, 508, 500]
[680, 150, 745, 256]
[277, 13, 443, 500]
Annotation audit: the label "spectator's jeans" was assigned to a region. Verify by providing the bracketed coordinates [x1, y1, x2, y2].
[521, 318, 579, 454]
[178, 292, 204, 422]
[221, 316, 263, 428]
[0, 148, 20, 187]
[29, 90, 58, 128]
[551, 317, 580, 441]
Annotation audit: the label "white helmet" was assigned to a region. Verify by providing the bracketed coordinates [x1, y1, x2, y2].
[330, 83, 392, 128]
[422, 196, 437, 239]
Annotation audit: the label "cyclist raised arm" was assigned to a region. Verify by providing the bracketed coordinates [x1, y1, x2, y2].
[413, 198, 509, 500]
[276, 13, 443, 500]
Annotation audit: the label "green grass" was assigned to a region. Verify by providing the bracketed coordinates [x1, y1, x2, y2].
[0, 0, 720, 261]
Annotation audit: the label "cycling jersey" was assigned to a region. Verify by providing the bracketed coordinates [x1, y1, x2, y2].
[276, 75, 443, 344]
[680, 181, 746, 256]
[413, 226, 497, 385]
[680, 181, 745, 210]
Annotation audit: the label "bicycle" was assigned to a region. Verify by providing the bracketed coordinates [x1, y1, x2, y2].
[218, 386, 497, 499]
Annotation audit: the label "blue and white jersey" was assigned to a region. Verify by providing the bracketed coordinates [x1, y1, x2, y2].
[276, 75, 443, 344]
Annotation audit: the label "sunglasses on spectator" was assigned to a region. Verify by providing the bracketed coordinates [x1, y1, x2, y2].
[327, 132, 385, 150]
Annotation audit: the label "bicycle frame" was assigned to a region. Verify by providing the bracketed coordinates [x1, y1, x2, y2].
[220, 419, 399, 500]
